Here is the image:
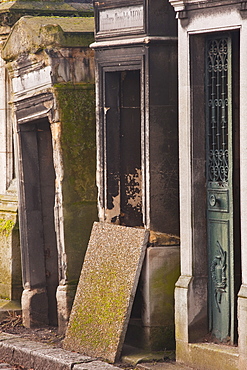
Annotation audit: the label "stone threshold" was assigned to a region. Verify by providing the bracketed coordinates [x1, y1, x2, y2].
[179, 342, 239, 370]
[121, 344, 173, 366]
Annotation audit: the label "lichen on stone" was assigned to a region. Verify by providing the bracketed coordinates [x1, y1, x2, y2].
[0, 219, 15, 237]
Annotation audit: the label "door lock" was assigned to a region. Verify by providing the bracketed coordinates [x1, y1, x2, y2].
[209, 194, 217, 207]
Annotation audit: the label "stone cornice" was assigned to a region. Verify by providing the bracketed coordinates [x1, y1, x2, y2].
[169, 0, 243, 14]
[169, 0, 186, 12]
[2, 16, 94, 61]
[0, 1, 94, 28]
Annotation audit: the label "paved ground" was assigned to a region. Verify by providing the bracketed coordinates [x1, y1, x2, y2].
[0, 332, 197, 370]
[0, 362, 195, 370]
[0, 309, 194, 370]
[0, 363, 195, 370]
[136, 363, 194, 370]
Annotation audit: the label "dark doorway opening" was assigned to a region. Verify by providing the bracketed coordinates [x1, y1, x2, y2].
[19, 118, 58, 325]
[105, 70, 143, 227]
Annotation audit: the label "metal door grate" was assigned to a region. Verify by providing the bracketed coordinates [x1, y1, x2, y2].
[207, 38, 229, 184]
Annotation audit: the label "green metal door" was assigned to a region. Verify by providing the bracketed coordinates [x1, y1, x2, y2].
[206, 35, 235, 343]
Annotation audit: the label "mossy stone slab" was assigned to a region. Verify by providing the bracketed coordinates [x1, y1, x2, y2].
[64, 222, 149, 363]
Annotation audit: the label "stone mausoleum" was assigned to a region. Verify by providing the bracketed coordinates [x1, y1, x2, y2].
[0, 0, 97, 333]
[91, 0, 180, 352]
[4, 0, 247, 368]
[0, 0, 181, 357]
[169, 0, 247, 369]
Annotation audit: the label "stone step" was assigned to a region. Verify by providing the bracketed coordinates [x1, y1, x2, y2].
[136, 362, 195, 370]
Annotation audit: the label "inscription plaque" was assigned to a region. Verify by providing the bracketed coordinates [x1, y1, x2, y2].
[99, 5, 144, 32]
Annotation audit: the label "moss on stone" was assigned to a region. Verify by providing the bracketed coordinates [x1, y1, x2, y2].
[67, 263, 130, 358]
[2, 16, 94, 61]
[0, 212, 21, 301]
[55, 82, 97, 283]
[0, 219, 15, 237]
[62, 32, 94, 47]
[55, 82, 97, 204]
[0, 1, 93, 16]
[150, 263, 180, 323]
[64, 223, 148, 362]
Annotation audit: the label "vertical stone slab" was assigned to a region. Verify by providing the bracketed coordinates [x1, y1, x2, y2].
[64, 222, 149, 363]
[0, 194, 21, 301]
[54, 82, 97, 333]
[142, 246, 180, 350]
[238, 285, 247, 370]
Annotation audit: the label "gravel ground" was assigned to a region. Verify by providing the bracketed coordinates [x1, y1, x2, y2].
[0, 312, 64, 348]
[0, 312, 64, 369]
[0, 313, 134, 370]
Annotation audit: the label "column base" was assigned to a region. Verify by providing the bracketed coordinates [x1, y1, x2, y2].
[238, 284, 247, 370]
[56, 283, 76, 334]
[21, 288, 49, 327]
[125, 246, 180, 351]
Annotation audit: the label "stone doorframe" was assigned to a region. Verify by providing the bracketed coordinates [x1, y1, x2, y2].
[169, 1, 247, 369]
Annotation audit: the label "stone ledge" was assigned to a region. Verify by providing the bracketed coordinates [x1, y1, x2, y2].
[177, 341, 239, 370]
[0, 333, 123, 370]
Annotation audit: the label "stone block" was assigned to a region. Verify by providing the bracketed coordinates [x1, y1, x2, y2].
[21, 288, 49, 327]
[54, 83, 97, 333]
[73, 361, 121, 370]
[56, 284, 76, 334]
[125, 246, 180, 351]
[143, 246, 179, 324]
[0, 198, 21, 301]
[11, 339, 48, 369]
[0, 333, 95, 370]
[64, 222, 149, 363]
[0, 340, 15, 364]
[188, 342, 238, 370]
[238, 284, 247, 369]
[32, 348, 92, 370]
[0, 333, 21, 341]
[0, 336, 46, 367]
[0, 153, 7, 194]
[174, 276, 191, 343]
[0, 66, 6, 112]
[176, 340, 239, 370]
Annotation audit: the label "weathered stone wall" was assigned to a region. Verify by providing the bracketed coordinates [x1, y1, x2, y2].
[2, 15, 96, 329]
[0, 195, 21, 301]
[55, 82, 97, 292]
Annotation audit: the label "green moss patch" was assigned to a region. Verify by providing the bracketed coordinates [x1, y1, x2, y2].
[55, 83, 97, 285]
[64, 222, 149, 363]
[0, 219, 15, 237]
[55, 83, 97, 204]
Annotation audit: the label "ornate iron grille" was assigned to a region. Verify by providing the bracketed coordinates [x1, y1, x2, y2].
[206, 38, 229, 183]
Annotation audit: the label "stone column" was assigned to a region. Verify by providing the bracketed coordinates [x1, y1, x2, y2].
[174, 19, 193, 362]
[0, 31, 22, 312]
[238, 21, 247, 370]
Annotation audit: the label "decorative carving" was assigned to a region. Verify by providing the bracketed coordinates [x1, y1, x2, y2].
[0, 13, 20, 28]
[207, 38, 229, 184]
[211, 241, 227, 313]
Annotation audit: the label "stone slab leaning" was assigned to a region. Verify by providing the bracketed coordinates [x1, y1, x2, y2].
[64, 222, 149, 363]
